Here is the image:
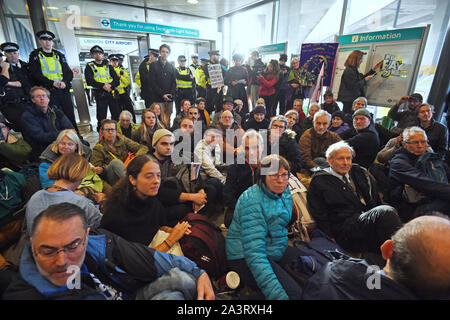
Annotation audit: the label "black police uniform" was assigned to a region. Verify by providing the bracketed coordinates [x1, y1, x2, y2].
[28, 31, 78, 131]
[84, 46, 120, 131]
[0, 42, 32, 132]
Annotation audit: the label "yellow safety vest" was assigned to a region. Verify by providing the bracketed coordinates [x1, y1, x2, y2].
[88, 62, 113, 84]
[114, 66, 130, 94]
[195, 67, 207, 88]
[38, 51, 63, 81]
[176, 67, 193, 89]
[134, 71, 141, 88]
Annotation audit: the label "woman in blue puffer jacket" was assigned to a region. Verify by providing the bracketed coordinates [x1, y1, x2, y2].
[225, 154, 302, 300]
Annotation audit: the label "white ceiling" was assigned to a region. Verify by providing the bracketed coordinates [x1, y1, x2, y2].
[96, 0, 266, 18]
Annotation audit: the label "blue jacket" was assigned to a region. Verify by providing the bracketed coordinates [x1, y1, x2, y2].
[21, 104, 74, 155]
[3, 229, 204, 300]
[226, 184, 293, 300]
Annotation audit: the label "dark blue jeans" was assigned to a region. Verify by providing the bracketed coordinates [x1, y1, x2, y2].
[227, 246, 303, 300]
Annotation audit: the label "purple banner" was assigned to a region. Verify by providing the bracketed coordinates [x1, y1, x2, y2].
[298, 43, 339, 87]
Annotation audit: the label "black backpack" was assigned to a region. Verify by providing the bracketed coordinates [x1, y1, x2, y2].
[179, 213, 227, 280]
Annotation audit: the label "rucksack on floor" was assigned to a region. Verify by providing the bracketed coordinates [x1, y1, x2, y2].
[179, 213, 227, 280]
[285, 229, 344, 286]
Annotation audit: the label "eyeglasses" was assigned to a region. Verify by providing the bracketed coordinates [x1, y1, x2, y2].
[34, 231, 87, 259]
[267, 173, 289, 180]
[418, 109, 432, 114]
[33, 94, 48, 99]
[406, 140, 427, 146]
[221, 116, 233, 119]
[271, 124, 285, 129]
[103, 128, 116, 132]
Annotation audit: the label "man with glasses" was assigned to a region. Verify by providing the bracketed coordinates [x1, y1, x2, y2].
[28, 31, 78, 131]
[211, 96, 242, 127]
[389, 126, 450, 221]
[21, 86, 74, 158]
[3, 202, 215, 300]
[307, 141, 402, 257]
[91, 120, 148, 186]
[267, 115, 303, 175]
[0, 42, 32, 133]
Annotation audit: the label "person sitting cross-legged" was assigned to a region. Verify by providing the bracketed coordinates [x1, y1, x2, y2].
[3, 202, 215, 300]
[389, 126, 450, 222]
[307, 141, 402, 256]
[91, 119, 148, 187]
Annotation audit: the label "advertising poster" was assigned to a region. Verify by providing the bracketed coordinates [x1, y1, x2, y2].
[298, 43, 339, 87]
[365, 43, 418, 106]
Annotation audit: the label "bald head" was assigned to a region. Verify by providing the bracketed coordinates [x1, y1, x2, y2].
[384, 215, 450, 299]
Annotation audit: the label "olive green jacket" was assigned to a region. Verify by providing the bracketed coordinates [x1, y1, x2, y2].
[91, 135, 148, 167]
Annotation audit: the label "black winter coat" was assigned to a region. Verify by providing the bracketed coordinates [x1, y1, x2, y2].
[337, 66, 375, 103]
[388, 148, 450, 205]
[307, 165, 381, 239]
[302, 254, 418, 300]
[341, 127, 380, 168]
[223, 163, 259, 210]
[267, 131, 303, 174]
[148, 59, 177, 101]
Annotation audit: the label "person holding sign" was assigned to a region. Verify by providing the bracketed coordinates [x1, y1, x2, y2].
[337, 50, 382, 115]
[205, 50, 225, 114]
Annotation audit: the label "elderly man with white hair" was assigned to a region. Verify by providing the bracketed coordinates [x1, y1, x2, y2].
[389, 126, 450, 221]
[298, 110, 342, 170]
[307, 141, 402, 255]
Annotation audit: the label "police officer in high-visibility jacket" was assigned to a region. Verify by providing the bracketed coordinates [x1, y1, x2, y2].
[109, 54, 136, 123]
[84, 45, 120, 132]
[195, 58, 209, 101]
[175, 55, 195, 114]
[28, 30, 78, 131]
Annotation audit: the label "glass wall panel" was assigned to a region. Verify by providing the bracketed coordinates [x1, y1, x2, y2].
[4, 0, 28, 15]
[6, 17, 35, 59]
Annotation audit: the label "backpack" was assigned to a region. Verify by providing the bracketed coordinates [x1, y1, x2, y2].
[403, 152, 448, 203]
[288, 173, 316, 236]
[179, 213, 227, 280]
[416, 152, 448, 183]
[284, 229, 344, 286]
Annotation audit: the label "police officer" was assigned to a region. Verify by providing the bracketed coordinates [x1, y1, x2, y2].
[109, 53, 136, 123]
[84, 45, 120, 131]
[28, 30, 78, 131]
[205, 50, 225, 114]
[195, 58, 209, 101]
[138, 48, 159, 107]
[189, 54, 199, 75]
[0, 42, 32, 133]
[175, 55, 195, 114]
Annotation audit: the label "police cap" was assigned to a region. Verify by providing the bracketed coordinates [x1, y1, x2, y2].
[90, 45, 104, 54]
[0, 42, 19, 52]
[36, 30, 55, 40]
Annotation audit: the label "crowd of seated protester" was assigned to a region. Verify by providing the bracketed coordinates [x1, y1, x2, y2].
[1, 45, 449, 301]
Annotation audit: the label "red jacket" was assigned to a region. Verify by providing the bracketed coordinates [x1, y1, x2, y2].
[258, 75, 278, 96]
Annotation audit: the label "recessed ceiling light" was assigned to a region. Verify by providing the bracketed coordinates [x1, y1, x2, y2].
[46, 6, 59, 10]
[187, 0, 198, 4]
